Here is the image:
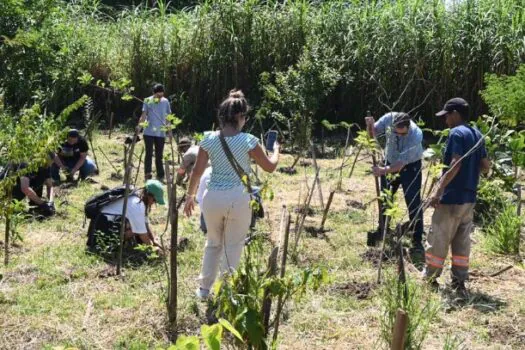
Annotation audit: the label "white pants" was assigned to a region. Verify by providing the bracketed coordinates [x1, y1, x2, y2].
[198, 185, 251, 290]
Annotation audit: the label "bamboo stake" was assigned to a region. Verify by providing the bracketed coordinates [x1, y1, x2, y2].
[273, 210, 291, 343]
[98, 147, 120, 173]
[347, 144, 362, 180]
[391, 309, 408, 350]
[320, 191, 335, 232]
[337, 127, 352, 189]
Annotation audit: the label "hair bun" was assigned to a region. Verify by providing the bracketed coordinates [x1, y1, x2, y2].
[229, 89, 245, 99]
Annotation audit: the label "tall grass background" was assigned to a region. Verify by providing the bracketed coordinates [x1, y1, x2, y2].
[1, 0, 524, 130]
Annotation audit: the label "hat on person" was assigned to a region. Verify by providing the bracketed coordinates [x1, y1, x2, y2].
[67, 129, 80, 138]
[435, 98, 469, 117]
[393, 112, 411, 127]
[178, 137, 192, 147]
[145, 179, 165, 205]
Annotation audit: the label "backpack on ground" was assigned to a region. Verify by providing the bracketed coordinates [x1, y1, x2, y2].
[84, 185, 135, 220]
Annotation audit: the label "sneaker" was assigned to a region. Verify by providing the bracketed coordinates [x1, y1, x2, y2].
[195, 288, 210, 300]
[409, 243, 425, 267]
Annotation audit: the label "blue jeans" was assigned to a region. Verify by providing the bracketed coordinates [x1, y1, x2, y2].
[51, 157, 97, 182]
[380, 160, 424, 247]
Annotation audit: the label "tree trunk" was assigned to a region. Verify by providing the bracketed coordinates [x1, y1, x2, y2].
[116, 132, 138, 275]
[168, 181, 178, 337]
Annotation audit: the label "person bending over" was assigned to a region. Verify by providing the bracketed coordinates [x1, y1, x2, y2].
[52, 129, 97, 183]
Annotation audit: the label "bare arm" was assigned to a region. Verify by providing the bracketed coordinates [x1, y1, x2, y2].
[71, 152, 87, 174]
[249, 143, 280, 173]
[20, 177, 45, 205]
[53, 153, 65, 169]
[480, 157, 491, 174]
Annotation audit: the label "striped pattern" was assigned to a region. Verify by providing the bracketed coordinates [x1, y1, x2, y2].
[199, 132, 259, 190]
[451, 255, 469, 268]
[425, 252, 445, 269]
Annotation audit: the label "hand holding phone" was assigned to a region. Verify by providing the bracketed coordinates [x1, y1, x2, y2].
[266, 130, 278, 152]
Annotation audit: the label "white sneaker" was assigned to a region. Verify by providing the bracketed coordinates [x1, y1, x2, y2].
[195, 288, 210, 300]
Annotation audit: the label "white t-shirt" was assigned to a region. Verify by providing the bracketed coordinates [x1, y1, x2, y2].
[197, 167, 212, 212]
[101, 195, 148, 234]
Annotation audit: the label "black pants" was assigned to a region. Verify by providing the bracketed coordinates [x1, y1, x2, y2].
[144, 135, 165, 179]
[380, 160, 424, 247]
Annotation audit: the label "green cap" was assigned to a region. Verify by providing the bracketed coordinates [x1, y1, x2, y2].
[145, 179, 165, 205]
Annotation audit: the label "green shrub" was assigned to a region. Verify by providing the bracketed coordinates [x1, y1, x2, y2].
[379, 273, 439, 350]
[475, 178, 508, 225]
[483, 204, 522, 255]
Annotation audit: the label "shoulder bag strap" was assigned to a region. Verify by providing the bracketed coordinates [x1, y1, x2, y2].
[218, 132, 253, 193]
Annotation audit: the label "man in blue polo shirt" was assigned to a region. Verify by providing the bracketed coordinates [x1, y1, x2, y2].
[366, 112, 425, 254]
[425, 98, 491, 297]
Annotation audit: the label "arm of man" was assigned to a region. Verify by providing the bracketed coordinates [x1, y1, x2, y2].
[53, 153, 65, 169]
[480, 157, 491, 174]
[20, 177, 45, 205]
[71, 152, 87, 175]
[430, 154, 462, 207]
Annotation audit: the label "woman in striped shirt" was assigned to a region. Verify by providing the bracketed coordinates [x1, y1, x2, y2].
[184, 90, 280, 299]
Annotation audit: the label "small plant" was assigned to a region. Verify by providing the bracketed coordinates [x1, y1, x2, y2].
[379, 273, 439, 350]
[212, 235, 328, 349]
[483, 204, 522, 255]
[475, 178, 508, 226]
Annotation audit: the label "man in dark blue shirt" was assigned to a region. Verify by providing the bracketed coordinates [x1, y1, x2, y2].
[425, 98, 491, 297]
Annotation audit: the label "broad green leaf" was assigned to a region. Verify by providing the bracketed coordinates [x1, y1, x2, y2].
[219, 318, 244, 342]
[201, 324, 223, 350]
[174, 335, 200, 350]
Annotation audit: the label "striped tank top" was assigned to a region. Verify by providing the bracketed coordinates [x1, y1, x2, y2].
[199, 131, 259, 190]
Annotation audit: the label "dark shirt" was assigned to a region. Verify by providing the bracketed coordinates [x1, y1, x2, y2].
[441, 125, 487, 205]
[12, 164, 51, 201]
[59, 137, 89, 163]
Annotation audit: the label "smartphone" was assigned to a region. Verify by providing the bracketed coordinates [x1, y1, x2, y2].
[266, 130, 278, 152]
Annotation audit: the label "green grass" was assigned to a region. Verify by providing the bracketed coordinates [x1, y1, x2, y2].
[0, 131, 524, 349]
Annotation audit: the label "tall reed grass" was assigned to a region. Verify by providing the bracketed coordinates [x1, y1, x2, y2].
[1, 0, 524, 130]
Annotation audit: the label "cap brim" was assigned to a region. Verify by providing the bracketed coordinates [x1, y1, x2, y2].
[435, 110, 448, 117]
[156, 196, 166, 205]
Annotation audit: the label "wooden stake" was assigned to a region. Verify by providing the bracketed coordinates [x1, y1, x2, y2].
[320, 191, 335, 232]
[347, 145, 362, 180]
[262, 247, 279, 337]
[273, 210, 291, 343]
[310, 142, 324, 208]
[4, 211, 10, 266]
[133, 148, 145, 186]
[391, 309, 408, 350]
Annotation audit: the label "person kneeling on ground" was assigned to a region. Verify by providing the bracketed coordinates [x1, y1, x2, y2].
[11, 161, 55, 217]
[425, 98, 490, 298]
[52, 129, 97, 183]
[87, 179, 166, 254]
[365, 112, 425, 256]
